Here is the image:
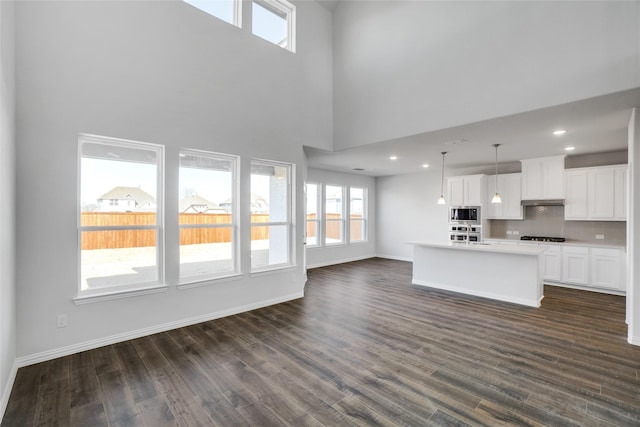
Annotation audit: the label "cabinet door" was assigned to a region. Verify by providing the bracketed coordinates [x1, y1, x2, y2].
[614, 166, 627, 220]
[542, 157, 565, 199]
[589, 168, 615, 218]
[465, 176, 483, 206]
[448, 177, 465, 206]
[562, 247, 589, 285]
[521, 160, 542, 200]
[502, 174, 523, 219]
[564, 170, 588, 219]
[590, 248, 622, 290]
[543, 246, 562, 281]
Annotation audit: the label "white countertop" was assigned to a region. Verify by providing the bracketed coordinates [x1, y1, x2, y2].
[408, 241, 547, 255]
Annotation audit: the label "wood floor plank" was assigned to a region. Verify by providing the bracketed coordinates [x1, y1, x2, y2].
[4, 258, 640, 427]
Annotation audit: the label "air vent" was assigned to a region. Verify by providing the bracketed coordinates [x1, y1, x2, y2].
[444, 139, 469, 146]
[352, 168, 366, 171]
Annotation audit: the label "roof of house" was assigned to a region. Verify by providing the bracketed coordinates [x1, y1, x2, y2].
[179, 194, 224, 213]
[97, 186, 156, 206]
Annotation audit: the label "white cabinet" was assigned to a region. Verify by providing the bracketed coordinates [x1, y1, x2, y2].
[520, 156, 565, 200]
[542, 245, 562, 282]
[486, 173, 523, 220]
[448, 174, 486, 206]
[591, 248, 625, 291]
[562, 246, 589, 285]
[564, 169, 588, 219]
[564, 165, 627, 221]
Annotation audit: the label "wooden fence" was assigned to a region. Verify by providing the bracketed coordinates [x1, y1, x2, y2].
[81, 212, 361, 250]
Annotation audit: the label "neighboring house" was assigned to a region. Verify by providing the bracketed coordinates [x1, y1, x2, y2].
[97, 186, 156, 212]
[179, 194, 227, 214]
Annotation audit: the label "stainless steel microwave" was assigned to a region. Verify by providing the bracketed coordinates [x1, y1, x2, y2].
[449, 206, 480, 224]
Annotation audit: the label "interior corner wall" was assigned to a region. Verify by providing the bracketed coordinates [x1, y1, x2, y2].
[14, 0, 332, 360]
[0, 0, 17, 418]
[305, 168, 376, 268]
[333, 1, 640, 149]
[376, 171, 449, 261]
[628, 107, 640, 345]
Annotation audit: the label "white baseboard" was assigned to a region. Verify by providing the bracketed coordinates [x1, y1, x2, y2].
[16, 292, 304, 368]
[0, 361, 18, 422]
[413, 279, 541, 308]
[306, 254, 375, 269]
[375, 254, 413, 262]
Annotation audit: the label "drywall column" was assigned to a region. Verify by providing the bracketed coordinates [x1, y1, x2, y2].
[629, 107, 640, 346]
[0, 0, 16, 417]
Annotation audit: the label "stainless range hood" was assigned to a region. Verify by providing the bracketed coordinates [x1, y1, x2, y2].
[521, 199, 565, 207]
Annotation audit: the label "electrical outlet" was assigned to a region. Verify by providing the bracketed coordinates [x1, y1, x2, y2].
[506, 230, 513, 235]
[596, 234, 605, 240]
[56, 314, 68, 328]
[513, 231, 520, 235]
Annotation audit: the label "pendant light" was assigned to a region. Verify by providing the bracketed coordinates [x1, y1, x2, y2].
[491, 144, 502, 204]
[437, 151, 447, 205]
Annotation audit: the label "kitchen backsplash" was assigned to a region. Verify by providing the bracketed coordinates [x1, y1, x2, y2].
[488, 206, 627, 246]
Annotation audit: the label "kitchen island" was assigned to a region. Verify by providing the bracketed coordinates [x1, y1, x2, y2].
[409, 241, 547, 307]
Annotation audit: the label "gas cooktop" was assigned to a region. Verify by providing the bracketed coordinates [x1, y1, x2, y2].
[520, 236, 566, 242]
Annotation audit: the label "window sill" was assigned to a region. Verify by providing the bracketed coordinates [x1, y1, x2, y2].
[178, 273, 244, 290]
[73, 283, 168, 305]
[250, 265, 297, 277]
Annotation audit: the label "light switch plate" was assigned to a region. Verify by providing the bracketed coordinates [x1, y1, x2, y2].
[596, 234, 605, 240]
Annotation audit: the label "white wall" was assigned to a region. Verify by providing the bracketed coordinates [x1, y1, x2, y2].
[333, 1, 640, 149]
[629, 107, 640, 345]
[14, 0, 333, 360]
[376, 170, 449, 261]
[0, 0, 16, 417]
[306, 168, 376, 268]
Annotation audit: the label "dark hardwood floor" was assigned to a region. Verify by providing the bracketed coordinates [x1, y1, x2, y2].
[3, 257, 640, 426]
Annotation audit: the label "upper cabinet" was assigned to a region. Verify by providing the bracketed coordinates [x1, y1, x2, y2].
[520, 156, 565, 200]
[565, 165, 627, 221]
[447, 174, 486, 206]
[486, 173, 523, 220]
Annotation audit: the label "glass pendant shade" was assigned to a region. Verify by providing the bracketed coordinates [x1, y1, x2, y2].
[491, 193, 502, 204]
[437, 195, 446, 205]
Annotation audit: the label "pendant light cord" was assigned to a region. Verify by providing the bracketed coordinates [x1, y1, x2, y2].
[440, 151, 446, 196]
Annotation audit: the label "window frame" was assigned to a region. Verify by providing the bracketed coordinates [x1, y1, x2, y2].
[178, 149, 240, 286]
[252, 0, 296, 52]
[305, 182, 321, 248]
[76, 134, 165, 302]
[183, 0, 243, 28]
[250, 159, 295, 272]
[324, 184, 345, 246]
[349, 186, 368, 243]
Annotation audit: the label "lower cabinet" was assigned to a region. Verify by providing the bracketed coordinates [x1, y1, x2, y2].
[542, 246, 562, 282]
[591, 248, 625, 290]
[561, 246, 589, 285]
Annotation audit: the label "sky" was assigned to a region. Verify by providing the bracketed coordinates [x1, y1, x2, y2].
[81, 157, 271, 209]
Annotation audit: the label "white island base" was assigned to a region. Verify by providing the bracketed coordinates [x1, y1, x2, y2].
[410, 242, 546, 307]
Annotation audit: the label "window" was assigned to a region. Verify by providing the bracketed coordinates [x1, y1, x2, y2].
[183, 0, 241, 27]
[325, 185, 344, 245]
[252, 0, 296, 52]
[251, 160, 293, 270]
[305, 183, 320, 248]
[350, 187, 367, 243]
[79, 135, 163, 296]
[179, 150, 238, 283]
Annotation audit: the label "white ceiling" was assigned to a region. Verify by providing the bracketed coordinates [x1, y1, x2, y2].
[305, 88, 640, 176]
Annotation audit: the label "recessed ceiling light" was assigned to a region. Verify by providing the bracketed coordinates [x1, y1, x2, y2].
[553, 129, 567, 136]
[422, 163, 429, 168]
[565, 146, 575, 151]
[389, 155, 398, 160]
